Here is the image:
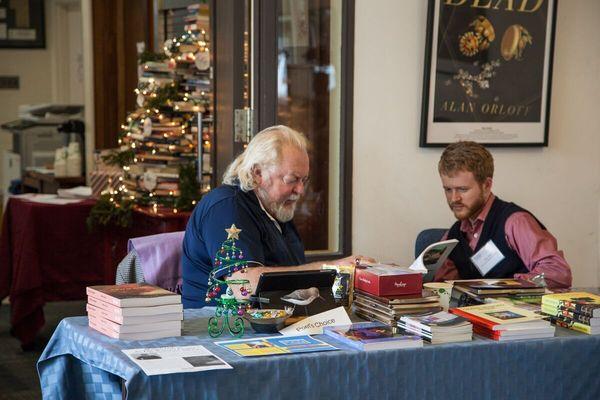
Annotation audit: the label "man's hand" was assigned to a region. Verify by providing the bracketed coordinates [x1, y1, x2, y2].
[331, 254, 377, 266]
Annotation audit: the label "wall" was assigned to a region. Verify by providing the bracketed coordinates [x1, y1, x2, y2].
[353, 0, 600, 287]
[0, 0, 54, 180]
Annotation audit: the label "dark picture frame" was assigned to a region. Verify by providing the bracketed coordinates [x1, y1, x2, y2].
[0, 0, 45, 49]
[420, 0, 557, 147]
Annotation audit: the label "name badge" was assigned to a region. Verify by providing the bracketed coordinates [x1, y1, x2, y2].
[470, 240, 505, 276]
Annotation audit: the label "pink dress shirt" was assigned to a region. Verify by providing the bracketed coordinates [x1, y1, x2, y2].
[434, 194, 572, 288]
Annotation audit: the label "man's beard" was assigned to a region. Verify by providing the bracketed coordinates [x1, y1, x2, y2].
[257, 188, 300, 223]
[449, 194, 486, 221]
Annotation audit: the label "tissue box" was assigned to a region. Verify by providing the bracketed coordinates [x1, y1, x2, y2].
[354, 264, 422, 296]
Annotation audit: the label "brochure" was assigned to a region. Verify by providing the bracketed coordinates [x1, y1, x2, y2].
[215, 335, 339, 357]
[122, 345, 232, 376]
[409, 239, 458, 273]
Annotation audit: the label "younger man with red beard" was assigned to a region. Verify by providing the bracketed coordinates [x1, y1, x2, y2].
[434, 141, 571, 289]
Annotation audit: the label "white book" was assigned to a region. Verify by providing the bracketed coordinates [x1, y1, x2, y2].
[87, 296, 183, 316]
[86, 304, 182, 325]
[409, 239, 459, 273]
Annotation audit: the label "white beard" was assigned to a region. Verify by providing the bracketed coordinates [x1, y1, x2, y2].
[257, 188, 299, 223]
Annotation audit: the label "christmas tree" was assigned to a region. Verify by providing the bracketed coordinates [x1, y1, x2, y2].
[88, 25, 214, 228]
[206, 224, 252, 338]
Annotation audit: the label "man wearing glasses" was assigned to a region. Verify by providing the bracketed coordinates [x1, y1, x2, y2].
[182, 125, 368, 308]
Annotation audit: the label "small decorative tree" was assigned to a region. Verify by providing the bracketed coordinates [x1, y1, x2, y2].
[206, 224, 252, 338]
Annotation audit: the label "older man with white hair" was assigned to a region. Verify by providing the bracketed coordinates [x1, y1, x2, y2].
[181, 125, 369, 308]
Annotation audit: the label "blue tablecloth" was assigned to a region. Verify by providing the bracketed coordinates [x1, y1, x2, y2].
[37, 309, 600, 400]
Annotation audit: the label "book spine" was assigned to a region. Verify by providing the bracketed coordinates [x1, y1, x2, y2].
[542, 299, 600, 317]
[87, 304, 124, 324]
[87, 296, 124, 316]
[549, 316, 592, 334]
[541, 305, 598, 326]
[450, 308, 497, 330]
[88, 317, 119, 338]
[86, 287, 121, 307]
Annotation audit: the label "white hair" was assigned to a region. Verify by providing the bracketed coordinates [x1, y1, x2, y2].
[222, 125, 309, 191]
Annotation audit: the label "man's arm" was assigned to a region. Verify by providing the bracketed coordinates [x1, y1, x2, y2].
[505, 212, 572, 288]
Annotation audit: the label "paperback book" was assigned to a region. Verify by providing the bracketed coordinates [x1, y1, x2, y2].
[87, 296, 183, 317]
[451, 302, 547, 331]
[323, 321, 423, 351]
[408, 239, 458, 273]
[87, 283, 181, 308]
[541, 292, 600, 317]
[453, 279, 545, 296]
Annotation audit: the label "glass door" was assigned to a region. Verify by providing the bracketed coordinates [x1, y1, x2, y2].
[253, 0, 353, 258]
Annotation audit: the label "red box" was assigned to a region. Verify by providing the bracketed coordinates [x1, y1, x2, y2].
[354, 265, 422, 296]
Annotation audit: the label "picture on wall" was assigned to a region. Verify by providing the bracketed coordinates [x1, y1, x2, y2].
[0, 0, 45, 48]
[420, 0, 557, 147]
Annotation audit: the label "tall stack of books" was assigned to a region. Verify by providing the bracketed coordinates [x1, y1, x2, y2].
[451, 302, 554, 341]
[541, 292, 600, 335]
[352, 289, 442, 326]
[397, 311, 473, 344]
[86, 283, 183, 340]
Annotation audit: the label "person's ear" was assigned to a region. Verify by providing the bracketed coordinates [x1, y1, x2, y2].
[483, 177, 493, 194]
[252, 165, 263, 185]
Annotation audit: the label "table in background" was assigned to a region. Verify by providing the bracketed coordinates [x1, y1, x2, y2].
[0, 197, 190, 348]
[21, 170, 86, 194]
[37, 309, 600, 400]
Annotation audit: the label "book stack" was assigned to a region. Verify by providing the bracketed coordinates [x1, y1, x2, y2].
[451, 302, 554, 341]
[352, 289, 442, 326]
[451, 279, 546, 306]
[541, 292, 600, 335]
[86, 283, 183, 340]
[323, 321, 423, 351]
[397, 311, 473, 344]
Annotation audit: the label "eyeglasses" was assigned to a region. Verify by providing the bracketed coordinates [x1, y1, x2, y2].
[281, 174, 310, 187]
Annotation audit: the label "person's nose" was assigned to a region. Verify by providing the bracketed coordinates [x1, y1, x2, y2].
[293, 181, 305, 196]
[450, 190, 461, 203]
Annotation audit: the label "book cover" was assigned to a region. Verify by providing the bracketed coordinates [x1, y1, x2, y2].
[354, 264, 422, 296]
[409, 239, 458, 273]
[542, 292, 600, 317]
[323, 321, 423, 351]
[215, 335, 339, 357]
[451, 302, 545, 330]
[86, 304, 183, 325]
[87, 296, 183, 316]
[86, 283, 181, 308]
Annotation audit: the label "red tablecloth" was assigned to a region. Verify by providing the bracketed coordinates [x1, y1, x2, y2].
[0, 197, 190, 348]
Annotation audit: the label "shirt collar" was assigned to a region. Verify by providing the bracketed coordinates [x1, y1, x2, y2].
[460, 193, 495, 232]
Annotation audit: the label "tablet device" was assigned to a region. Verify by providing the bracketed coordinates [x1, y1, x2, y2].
[253, 269, 337, 317]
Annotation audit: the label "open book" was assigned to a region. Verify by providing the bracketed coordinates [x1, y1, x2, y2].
[409, 239, 458, 273]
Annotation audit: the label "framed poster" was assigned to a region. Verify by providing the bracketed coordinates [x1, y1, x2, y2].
[420, 0, 557, 147]
[0, 0, 45, 48]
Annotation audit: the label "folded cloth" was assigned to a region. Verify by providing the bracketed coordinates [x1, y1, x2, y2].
[128, 231, 185, 293]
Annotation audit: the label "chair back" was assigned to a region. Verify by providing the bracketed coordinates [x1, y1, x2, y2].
[115, 231, 185, 293]
[415, 228, 446, 283]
